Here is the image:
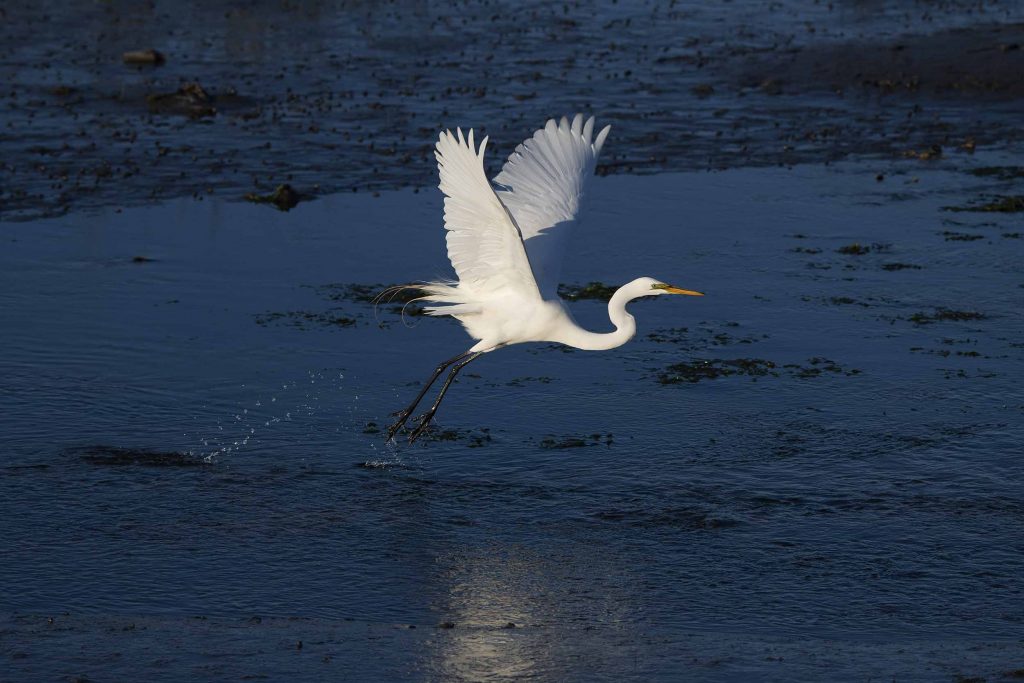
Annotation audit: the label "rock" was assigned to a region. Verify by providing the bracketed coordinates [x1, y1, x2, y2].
[123, 49, 165, 65]
[147, 82, 215, 118]
[244, 184, 302, 210]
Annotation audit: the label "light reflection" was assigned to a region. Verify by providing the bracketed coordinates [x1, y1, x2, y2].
[423, 543, 639, 680]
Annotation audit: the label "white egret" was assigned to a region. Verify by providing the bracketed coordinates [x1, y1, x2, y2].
[388, 114, 703, 442]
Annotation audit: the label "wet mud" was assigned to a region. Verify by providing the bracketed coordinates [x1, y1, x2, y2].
[742, 21, 1024, 99]
[3, 1, 1024, 220]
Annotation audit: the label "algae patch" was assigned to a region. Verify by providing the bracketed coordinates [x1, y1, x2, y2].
[907, 309, 987, 325]
[538, 433, 614, 449]
[836, 242, 890, 255]
[657, 357, 859, 383]
[146, 82, 215, 118]
[943, 195, 1024, 213]
[254, 310, 357, 329]
[658, 358, 778, 384]
[558, 281, 617, 302]
[73, 446, 208, 468]
[941, 231, 985, 242]
[966, 166, 1024, 181]
[244, 184, 303, 211]
[389, 426, 492, 447]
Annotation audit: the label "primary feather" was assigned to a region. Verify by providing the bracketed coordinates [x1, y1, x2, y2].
[422, 115, 610, 336]
[420, 127, 541, 321]
[494, 114, 610, 298]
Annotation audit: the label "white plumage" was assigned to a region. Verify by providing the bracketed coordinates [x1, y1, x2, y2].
[389, 115, 703, 442]
[494, 113, 610, 298]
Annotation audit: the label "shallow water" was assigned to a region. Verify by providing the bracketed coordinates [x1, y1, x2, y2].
[2, 155, 1022, 680]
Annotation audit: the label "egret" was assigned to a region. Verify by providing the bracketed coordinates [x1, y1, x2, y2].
[388, 114, 703, 442]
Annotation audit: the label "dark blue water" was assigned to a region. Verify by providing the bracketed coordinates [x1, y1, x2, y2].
[2, 158, 1022, 680]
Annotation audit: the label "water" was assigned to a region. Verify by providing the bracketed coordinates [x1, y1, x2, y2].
[2, 156, 1022, 680]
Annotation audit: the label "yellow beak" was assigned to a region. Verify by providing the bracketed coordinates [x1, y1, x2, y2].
[661, 285, 704, 296]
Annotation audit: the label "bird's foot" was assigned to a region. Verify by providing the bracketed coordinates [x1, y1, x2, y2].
[385, 410, 413, 442]
[408, 412, 436, 443]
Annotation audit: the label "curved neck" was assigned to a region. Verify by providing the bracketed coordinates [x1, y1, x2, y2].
[559, 285, 638, 351]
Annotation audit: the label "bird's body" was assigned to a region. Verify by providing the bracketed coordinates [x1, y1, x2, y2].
[388, 115, 702, 441]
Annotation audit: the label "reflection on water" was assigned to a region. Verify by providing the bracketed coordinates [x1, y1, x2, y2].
[427, 545, 637, 680]
[434, 549, 547, 680]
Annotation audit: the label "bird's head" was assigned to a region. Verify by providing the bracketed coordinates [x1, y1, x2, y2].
[635, 277, 703, 298]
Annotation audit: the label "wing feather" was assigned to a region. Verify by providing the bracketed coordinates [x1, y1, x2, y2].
[434, 128, 541, 300]
[493, 114, 611, 299]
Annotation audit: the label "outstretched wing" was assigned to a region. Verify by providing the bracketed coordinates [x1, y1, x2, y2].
[435, 128, 542, 300]
[492, 114, 611, 299]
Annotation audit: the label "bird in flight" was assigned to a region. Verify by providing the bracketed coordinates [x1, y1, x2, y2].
[388, 114, 702, 442]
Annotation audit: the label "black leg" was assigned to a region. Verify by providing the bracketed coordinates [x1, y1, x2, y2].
[408, 351, 485, 443]
[386, 349, 474, 441]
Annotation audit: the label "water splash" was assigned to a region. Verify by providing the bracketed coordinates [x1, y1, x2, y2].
[182, 368, 378, 462]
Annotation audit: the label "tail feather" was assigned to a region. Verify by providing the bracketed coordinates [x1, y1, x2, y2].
[416, 281, 482, 317]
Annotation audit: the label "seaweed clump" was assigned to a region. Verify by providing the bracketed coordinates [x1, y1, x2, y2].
[658, 357, 860, 383]
[658, 358, 778, 384]
[783, 357, 848, 378]
[74, 446, 207, 467]
[244, 184, 302, 211]
[558, 281, 617, 302]
[943, 196, 1024, 213]
[147, 82, 215, 118]
[836, 242, 889, 255]
[388, 426, 492, 447]
[941, 231, 984, 241]
[539, 433, 614, 449]
[902, 145, 943, 160]
[254, 310, 357, 329]
[908, 309, 987, 325]
[967, 166, 1024, 180]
